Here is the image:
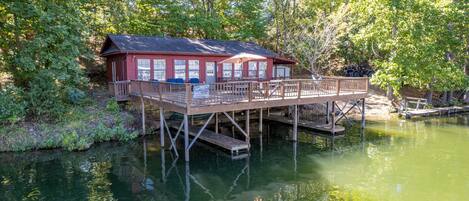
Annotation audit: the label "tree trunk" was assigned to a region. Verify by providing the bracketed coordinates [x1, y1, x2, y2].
[386, 84, 393, 100]
[441, 91, 448, 105]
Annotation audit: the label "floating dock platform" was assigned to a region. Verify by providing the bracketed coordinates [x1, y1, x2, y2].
[401, 106, 469, 119]
[264, 115, 345, 133]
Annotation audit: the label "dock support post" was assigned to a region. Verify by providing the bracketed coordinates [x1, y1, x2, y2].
[160, 149, 166, 183]
[331, 101, 336, 135]
[141, 97, 146, 135]
[184, 162, 191, 201]
[215, 112, 219, 134]
[293, 105, 298, 141]
[361, 98, 366, 128]
[160, 107, 165, 148]
[259, 108, 263, 133]
[184, 114, 190, 162]
[246, 110, 250, 147]
[325, 101, 330, 124]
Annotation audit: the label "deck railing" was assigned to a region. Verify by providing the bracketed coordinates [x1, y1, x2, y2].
[109, 80, 131, 101]
[122, 77, 368, 107]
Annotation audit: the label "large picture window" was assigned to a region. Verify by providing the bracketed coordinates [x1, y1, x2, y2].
[248, 61, 257, 77]
[223, 63, 233, 79]
[174, 60, 186, 80]
[153, 59, 166, 81]
[258, 61, 267, 79]
[188, 60, 200, 79]
[137, 59, 151, 80]
[234, 63, 242, 79]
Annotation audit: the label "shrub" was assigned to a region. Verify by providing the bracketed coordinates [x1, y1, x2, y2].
[27, 73, 67, 120]
[0, 84, 26, 124]
[105, 99, 120, 113]
[92, 123, 114, 142]
[61, 131, 90, 151]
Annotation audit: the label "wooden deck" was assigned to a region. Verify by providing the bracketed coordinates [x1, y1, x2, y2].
[264, 115, 345, 134]
[167, 121, 249, 154]
[111, 77, 368, 115]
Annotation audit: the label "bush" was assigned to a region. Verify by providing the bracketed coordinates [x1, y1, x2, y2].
[105, 99, 120, 113]
[0, 85, 26, 124]
[61, 131, 91, 151]
[27, 73, 67, 120]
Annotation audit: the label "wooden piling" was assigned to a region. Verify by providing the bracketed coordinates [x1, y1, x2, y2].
[293, 105, 298, 141]
[160, 107, 165, 147]
[331, 101, 336, 134]
[184, 114, 190, 162]
[259, 108, 263, 132]
[361, 98, 366, 128]
[246, 110, 250, 146]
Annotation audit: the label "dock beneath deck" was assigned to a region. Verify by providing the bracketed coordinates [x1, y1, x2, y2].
[264, 115, 345, 133]
[167, 121, 249, 155]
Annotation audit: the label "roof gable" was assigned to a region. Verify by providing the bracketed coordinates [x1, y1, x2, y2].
[100, 34, 279, 57]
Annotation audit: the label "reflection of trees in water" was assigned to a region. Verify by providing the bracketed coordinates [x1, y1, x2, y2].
[88, 162, 116, 201]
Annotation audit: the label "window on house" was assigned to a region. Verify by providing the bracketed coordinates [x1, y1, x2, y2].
[188, 60, 200, 79]
[223, 63, 233, 79]
[234, 63, 243, 79]
[153, 59, 166, 81]
[258, 61, 267, 79]
[248, 61, 257, 77]
[174, 60, 186, 80]
[137, 59, 151, 80]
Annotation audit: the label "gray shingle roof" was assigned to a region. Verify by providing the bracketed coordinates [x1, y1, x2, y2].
[100, 34, 279, 57]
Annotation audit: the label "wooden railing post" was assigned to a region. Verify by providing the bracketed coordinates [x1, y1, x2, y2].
[365, 78, 369, 92]
[248, 82, 253, 102]
[158, 82, 162, 101]
[186, 83, 192, 106]
[336, 79, 341, 96]
[263, 82, 269, 99]
[297, 81, 302, 99]
[281, 81, 285, 99]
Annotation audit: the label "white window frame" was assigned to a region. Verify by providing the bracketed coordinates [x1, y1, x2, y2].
[248, 61, 257, 78]
[188, 60, 200, 79]
[258, 61, 267, 79]
[223, 63, 233, 79]
[153, 59, 166, 81]
[137, 59, 151, 80]
[174, 59, 186, 80]
[234, 63, 243, 79]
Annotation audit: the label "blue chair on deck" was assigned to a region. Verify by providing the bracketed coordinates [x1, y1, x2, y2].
[189, 78, 200, 84]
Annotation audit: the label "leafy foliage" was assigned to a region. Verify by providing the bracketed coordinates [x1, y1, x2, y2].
[0, 84, 26, 124]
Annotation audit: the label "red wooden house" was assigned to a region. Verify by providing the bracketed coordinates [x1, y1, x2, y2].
[100, 34, 295, 84]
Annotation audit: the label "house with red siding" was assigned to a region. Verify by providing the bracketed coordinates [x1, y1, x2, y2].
[100, 34, 295, 84]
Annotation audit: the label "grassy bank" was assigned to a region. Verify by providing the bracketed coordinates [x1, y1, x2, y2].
[0, 98, 139, 152]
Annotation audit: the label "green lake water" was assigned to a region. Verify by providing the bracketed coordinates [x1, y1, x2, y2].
[1, 114, 469, 201]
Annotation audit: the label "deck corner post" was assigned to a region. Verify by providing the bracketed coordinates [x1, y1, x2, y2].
[215, 112, 219, 134]
[259, 108, 263, 133]
[184, 114, 190, 162]
[336, 79, 341, 96]
[159, 107, 165, 148]
[293, 104, 298, 141]
[139, 81, 146, 135]
[185, 83, 192, 107]
[361, 98, 366, 128]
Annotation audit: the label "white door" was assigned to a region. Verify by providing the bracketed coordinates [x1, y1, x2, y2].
[206, 62, 216, 84]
